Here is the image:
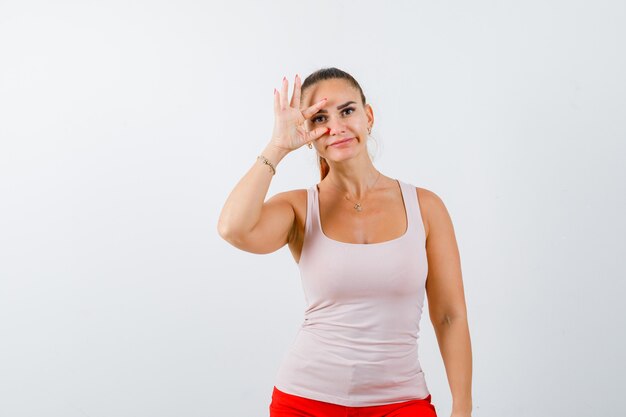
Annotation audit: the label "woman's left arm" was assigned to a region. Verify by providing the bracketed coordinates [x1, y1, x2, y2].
[419, 188, 473, 417]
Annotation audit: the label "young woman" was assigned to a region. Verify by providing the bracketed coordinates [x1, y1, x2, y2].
[217, 67, 472, 417]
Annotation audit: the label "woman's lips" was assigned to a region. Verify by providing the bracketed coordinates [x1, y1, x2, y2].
[330, 137, 355, 146]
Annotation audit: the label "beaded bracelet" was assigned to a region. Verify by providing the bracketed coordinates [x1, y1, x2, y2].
[257, 155, 276, 175]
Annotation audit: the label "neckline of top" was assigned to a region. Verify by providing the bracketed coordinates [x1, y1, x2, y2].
[313, 178, 410, 246]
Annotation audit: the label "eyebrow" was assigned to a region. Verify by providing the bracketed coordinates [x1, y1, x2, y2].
[314, 101, 356, 114]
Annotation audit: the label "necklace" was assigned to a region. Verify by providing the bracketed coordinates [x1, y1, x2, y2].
[328, 171, 382, 212]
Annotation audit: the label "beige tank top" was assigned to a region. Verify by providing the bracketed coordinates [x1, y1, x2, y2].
[273, 179, 430, 406]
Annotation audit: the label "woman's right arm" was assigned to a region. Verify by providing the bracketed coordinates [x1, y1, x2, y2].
[216, 143, 294, 254]
[217, 74, 328, 254]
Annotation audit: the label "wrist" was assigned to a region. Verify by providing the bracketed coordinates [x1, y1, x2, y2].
[452, 403, 472, 415]
[261, 143, 290, 166]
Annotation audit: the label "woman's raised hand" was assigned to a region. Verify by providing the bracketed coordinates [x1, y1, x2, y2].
[270, 74, 329, 152]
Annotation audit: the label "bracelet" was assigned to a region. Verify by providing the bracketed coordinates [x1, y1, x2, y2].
[257, 155, 276, 175]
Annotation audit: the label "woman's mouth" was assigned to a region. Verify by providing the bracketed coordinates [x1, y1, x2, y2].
[330, 137, 355, 146]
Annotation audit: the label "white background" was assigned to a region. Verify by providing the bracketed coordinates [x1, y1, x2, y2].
[1, 1, 625, 416]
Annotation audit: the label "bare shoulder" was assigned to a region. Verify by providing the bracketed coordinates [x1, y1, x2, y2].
[271, 188, 307, 208]
[271, 188, 307, 221]
[414, 186, 450, 239]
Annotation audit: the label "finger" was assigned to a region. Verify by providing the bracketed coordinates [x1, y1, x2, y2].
[306, 126, 330, 143]
[273, 88, 280, 113]
[280, 76, 288, 109]
[301, 97, 327, 119]
[290, 74, 301, 109]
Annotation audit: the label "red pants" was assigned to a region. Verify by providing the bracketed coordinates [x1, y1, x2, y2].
[269, 386, 438, 417]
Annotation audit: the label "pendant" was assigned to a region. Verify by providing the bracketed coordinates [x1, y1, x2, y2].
[354, 203, 362, 212]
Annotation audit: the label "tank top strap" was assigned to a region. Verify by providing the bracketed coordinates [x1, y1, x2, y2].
[305, 186, 318, 237]
[397, 179, 426, 241]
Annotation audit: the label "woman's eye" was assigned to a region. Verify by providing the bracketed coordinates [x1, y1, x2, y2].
[312, 108, 354, 123]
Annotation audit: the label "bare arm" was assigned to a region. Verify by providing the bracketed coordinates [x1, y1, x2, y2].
[217, 144, 295, 254]
[422, 188, 473, 416]
[217, 74, 328, 254]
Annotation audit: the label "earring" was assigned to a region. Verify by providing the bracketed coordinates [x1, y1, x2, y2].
[368, 127, 372, 134]
[307, 142, 312, 149]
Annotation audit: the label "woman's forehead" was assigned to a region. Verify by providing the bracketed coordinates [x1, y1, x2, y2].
[302, 79, 359, 105]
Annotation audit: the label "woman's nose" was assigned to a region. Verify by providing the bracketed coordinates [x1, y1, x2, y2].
[326, 119, 345, 135]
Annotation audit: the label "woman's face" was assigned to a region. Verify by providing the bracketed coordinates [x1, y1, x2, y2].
[302, 79, 373, 162]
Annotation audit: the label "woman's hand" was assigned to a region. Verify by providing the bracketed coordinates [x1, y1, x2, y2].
[270, 74, 329, 152]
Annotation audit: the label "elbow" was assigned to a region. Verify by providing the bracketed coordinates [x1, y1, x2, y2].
[431, 311, 467, 328]
[432, 314, 453, 328]
[217, 220, 251, 246]
[217, 220, 236, 241]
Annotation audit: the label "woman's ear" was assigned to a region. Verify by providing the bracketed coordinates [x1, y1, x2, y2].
[365, 103, 374, 127]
